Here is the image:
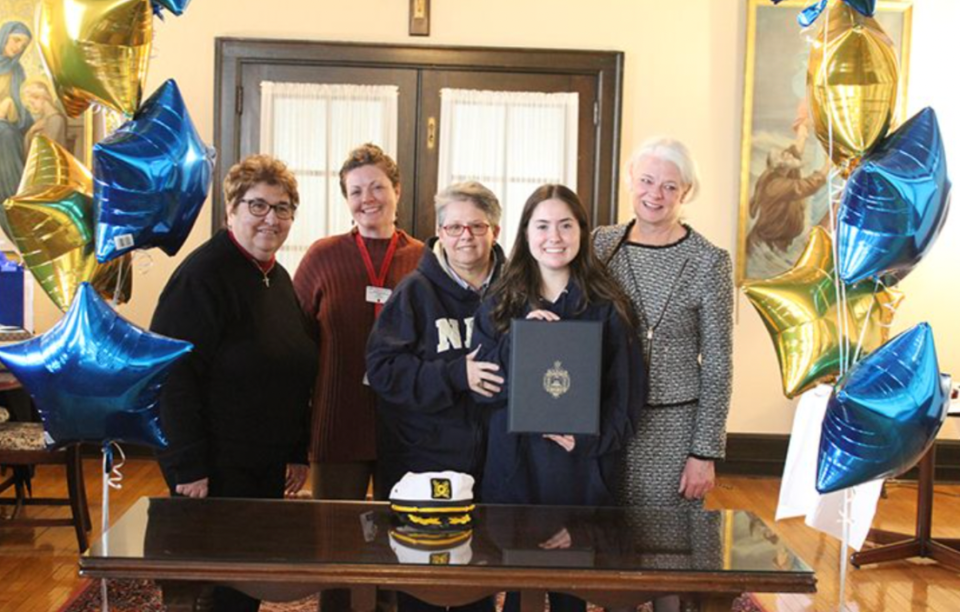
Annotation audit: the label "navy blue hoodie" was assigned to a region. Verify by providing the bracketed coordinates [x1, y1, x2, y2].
[366, 239, 504, 496]
[472, 282, 646, 506]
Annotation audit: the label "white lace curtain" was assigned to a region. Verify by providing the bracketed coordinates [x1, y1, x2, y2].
[260, 82, 399, 273]
[437, 88, 579, 254]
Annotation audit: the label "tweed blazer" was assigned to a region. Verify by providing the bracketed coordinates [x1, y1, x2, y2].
[593, 223, 733, 458]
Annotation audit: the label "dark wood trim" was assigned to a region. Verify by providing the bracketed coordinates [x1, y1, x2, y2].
[598, 54, 625, 229]
[719, 433, 792, 478]
[720, 434, 960, 482]
[213, 38, 624, 233]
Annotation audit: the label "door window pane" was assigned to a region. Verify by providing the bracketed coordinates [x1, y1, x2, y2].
[260, 82, 399, 273]
[438, 89, 579, 253]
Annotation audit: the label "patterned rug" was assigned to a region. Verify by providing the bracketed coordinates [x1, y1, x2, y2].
[58, 579, 765, 612]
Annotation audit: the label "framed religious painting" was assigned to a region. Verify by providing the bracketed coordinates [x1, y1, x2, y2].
[1, 0, 94, 250]
[736, 0, 913, 285]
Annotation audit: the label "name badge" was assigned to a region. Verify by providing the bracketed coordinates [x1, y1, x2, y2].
[366, 286, 392, 305]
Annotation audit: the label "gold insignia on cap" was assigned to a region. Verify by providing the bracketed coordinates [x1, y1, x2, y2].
[543, 361, 571, 399]
[430, 552, 451, 565]
[431, 478, 452, 500]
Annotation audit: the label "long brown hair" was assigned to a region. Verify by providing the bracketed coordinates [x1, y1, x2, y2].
[489, 184, 638, 334]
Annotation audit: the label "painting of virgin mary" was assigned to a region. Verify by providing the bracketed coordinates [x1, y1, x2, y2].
[0, 19, 33, 239]
[0, 6, 84, 252]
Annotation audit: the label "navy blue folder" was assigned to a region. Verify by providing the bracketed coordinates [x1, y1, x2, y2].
[507, 319, 602, 435]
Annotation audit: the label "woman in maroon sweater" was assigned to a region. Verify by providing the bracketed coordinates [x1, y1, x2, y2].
[294, 144, 423, 505]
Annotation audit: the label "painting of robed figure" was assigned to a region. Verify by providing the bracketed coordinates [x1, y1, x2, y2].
[737, 0, 912, 285]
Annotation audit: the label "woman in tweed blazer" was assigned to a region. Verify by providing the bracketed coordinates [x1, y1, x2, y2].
[593, 137, 733, 511]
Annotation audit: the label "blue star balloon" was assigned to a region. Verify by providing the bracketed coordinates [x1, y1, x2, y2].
[0, 283, 192, 449]
[152, 0, 192, 17]
[772, 0, 876, 27]
[817, 323, 951, 494]
[837, 107, 952, 284]
[94, 79, 215, 263]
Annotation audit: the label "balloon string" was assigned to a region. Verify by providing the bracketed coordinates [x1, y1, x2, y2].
[99, 442, 116, 612]
[839, 487, 852, 611]
[133, 249, 154, 275]
[820, 0, 835, 208]
[111, 258, 127, 307]
[97, 441, 126, 610]
[839, 276, 850, 375]
[851, 278, 881, 365]
[876, 276, 899, 331]
[828, 181, 848, 376]
[101, 445, 111, 545]
[106, 441, 126, 491]
[817, 6, 851, 604]
[827, 169, 849, 376]
[817, 0, 855, 379]
[100, 442, 125, 548]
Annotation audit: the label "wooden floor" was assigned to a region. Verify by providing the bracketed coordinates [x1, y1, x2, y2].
[2, 459, 960, 612]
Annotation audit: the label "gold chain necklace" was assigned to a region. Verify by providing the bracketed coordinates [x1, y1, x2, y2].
[251, 259, 271, 287]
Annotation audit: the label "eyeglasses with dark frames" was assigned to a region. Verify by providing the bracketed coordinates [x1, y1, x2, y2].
[441, 222, 491, 237]
[239, 198, 297, 220]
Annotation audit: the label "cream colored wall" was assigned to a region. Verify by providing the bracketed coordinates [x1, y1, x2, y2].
[890, 0, 960, 438]
[31, 0, 960, 436]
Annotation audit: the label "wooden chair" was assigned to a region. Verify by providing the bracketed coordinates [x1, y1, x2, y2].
[0, 421, 91, 552]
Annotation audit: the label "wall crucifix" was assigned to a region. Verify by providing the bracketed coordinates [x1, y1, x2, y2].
[409, 0, 430, 36]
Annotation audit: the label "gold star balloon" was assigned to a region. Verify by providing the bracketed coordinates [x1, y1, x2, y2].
[807, 0, 900, 173]
[2, 135, 131, 311]
[744, 227, 902, 398]
[37, 0, 153, 118]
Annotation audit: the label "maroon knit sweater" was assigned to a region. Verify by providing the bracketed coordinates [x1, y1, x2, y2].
[293, 229, 424, 462]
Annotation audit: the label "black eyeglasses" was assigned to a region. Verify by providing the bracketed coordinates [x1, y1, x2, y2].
[239, 198, 296, 220]
[441, 222, 491, 237]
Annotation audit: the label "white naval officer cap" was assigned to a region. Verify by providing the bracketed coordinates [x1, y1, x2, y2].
[389, 471, 476, 531]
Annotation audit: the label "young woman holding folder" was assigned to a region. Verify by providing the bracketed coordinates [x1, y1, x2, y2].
[471, 184, 646, 612]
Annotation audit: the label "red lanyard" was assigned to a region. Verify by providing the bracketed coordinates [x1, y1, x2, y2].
[355, 230, 400, 317]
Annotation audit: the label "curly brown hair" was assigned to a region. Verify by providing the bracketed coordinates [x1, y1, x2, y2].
[223, 154, 299, 219]
[338, 143, 401, 197]
[489, 184, 638, 334]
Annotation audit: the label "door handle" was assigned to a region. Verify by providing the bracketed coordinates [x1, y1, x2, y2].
[427, 117, 436, 150]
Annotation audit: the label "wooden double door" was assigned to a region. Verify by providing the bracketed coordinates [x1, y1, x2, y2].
[215, 39, 623, 240]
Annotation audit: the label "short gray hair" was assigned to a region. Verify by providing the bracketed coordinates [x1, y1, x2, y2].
[435, 181, 502, 227]
[626, 137, 701, 203]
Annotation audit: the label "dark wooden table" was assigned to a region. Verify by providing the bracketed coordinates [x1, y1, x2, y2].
[852, 440, 960, 570]
[80, 498, 815, 612]
[0, 371, 20, 393]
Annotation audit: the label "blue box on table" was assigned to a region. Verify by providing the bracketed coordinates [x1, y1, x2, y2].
[0, 252, 25, 328]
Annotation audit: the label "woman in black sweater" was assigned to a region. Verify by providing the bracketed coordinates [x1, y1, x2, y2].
[151, 155, 318, 612]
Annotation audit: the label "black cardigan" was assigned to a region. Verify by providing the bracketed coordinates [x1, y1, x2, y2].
[151, 230, 318, 485]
